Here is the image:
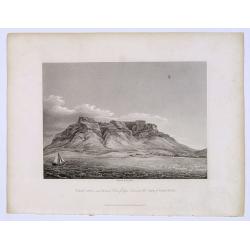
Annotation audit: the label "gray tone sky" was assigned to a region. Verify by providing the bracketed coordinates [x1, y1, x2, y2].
[43, 62, 206, 149]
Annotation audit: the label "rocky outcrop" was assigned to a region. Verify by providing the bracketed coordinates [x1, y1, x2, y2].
[44, 116, 206, 158]
[99, 120, 135, 149]
[124, 120, 158, 136]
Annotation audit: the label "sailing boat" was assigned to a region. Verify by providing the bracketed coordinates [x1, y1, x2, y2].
[52, 152, 65, 166]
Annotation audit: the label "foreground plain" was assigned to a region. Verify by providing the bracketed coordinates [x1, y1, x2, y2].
[44, 151, 207, 179]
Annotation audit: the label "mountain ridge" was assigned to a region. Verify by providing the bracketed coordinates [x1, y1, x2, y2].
[44, 116, 207, 158]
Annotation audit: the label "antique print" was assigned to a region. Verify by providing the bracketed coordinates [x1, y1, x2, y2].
[43, 62, 207, 179]
[7, 33, 244, 216]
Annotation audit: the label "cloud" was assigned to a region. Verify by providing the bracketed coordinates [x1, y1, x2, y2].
[44, 95, 114, 119]
[44, 95, 75, 115]
[75, 104, 114, 119]
[43, 95, 169, 146]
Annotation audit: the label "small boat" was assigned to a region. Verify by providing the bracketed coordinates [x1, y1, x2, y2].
[52, 152, 65, 166]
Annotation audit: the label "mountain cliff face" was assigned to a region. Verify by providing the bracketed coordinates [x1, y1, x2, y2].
[44, 116, 207, 158]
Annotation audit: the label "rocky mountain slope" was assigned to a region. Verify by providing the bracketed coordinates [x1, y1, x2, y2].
[44, 116, 207, 158]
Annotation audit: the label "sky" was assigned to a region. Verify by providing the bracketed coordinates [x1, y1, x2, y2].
[43, 62, 206, 149]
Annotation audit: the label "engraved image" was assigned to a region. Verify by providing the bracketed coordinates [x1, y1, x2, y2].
[43, 62, 207, 179]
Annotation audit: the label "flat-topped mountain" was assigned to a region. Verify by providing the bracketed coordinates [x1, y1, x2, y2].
[44, 116, 207, 158]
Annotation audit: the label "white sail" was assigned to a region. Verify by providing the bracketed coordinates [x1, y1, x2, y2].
[58, 153, 65, 164]
[53, 153, 59, 164]
[53, 152, 65, 165]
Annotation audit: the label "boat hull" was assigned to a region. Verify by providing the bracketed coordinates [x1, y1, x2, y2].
[52, 162, 65, 166]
